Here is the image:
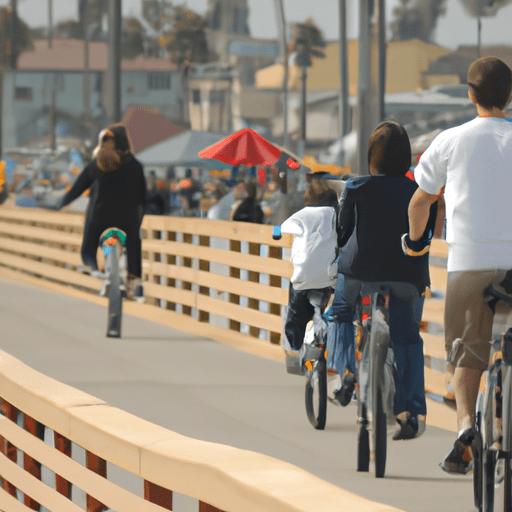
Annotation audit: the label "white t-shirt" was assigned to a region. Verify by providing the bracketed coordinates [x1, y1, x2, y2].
[415, 117, 512, 272]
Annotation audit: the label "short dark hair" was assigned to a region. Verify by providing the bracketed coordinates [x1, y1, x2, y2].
[367, 120, 411, 178]
[467, 57, 512, 110]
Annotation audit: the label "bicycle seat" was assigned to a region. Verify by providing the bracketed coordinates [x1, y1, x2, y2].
[99, 228, 127, 248]
[483, 282, 512, 312]
[307, 288, 332, 309]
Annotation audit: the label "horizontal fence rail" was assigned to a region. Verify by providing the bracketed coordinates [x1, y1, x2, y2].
[0, 205, 450, 398]
[0, 349, 404, 512]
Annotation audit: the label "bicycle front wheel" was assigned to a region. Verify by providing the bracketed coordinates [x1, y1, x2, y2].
[305, 356, 327, 430]
[106, 243, 122, 338]
[370, 298, 388, 478]
[500, 364, 512, 512]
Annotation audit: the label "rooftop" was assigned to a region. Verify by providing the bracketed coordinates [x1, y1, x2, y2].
[17, 39, 177, 72]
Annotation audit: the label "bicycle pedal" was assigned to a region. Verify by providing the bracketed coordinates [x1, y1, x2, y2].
[303, 360, 314, 372]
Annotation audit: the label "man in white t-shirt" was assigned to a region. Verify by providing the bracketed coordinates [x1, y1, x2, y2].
[406, 56, 512, 475]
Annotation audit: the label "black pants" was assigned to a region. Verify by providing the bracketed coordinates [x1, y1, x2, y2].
[81, 216, 142, 278]
[284, 284, 332, 350]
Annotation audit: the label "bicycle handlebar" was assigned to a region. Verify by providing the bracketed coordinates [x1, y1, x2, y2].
[272, 225, 282, 240]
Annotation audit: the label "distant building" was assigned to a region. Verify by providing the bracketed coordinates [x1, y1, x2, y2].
[187, 0, 280, 135]
[1, 39, 183, 149]
[206, 0, 250, 35]
[256, 38, 451, 94]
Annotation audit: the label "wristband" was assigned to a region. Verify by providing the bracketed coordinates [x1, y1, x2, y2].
[401, 233, 430, 257]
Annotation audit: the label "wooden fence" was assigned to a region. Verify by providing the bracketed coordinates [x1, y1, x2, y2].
[0, 204, 449, 512]
[0, 205, 450, 397]
[0, 349, 402, 512]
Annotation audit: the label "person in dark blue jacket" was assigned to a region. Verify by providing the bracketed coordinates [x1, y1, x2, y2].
[57, 125, 146, 287]
[333, 120, 436, 440]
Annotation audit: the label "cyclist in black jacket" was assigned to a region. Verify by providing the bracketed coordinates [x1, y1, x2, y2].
[333, 121, 436, 440]
[57, 125, 146, 283]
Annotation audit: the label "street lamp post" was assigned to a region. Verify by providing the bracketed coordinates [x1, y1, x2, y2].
[356, 0, 372, 175]
[107, 0, 122, 125]
[273, 0, 289, 150]
[338, 0, 349, 167]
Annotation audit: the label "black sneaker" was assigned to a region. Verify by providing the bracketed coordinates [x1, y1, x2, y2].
[392, 418, 418, 440]
[334, 373, 355, 406]
[439, 429, 475, 475]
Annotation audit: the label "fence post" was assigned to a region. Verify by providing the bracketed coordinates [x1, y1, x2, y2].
[229, 239, 241, 332]
[144, 480, 173, 510]
[54, 432, 72, 497]
[268, 245, 284, 345]
[0, 399, 17, 497]
[198, 235, 210, 323]
[23, 414, 42, 510]
[86, 451, 107, 512]
[248, 242, 260, 337]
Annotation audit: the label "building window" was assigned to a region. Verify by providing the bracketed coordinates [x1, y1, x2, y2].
[15, 87, 32, 101]
[192, 89, 201, 104]
[148, 73, 171, 90]
[209, 89, 222, 104]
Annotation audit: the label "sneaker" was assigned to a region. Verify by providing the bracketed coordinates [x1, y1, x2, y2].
[439, 429, 475, 475]
[91, 270, 107, 279]
[334, 373, 355, 406]
[392, 418, 418, 440]
[77, 264, 92, 275]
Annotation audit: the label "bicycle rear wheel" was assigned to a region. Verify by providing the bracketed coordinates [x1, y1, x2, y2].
[106, 243, 122, 338]
[305, 356, 327, 430]
[370, 296, 388, 478]
[357, 403, 370, 472]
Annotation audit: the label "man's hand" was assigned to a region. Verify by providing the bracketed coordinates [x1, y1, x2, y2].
[408, 187, 441, 241]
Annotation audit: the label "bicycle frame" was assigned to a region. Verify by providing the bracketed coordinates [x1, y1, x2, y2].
[99, 228, 127, 338]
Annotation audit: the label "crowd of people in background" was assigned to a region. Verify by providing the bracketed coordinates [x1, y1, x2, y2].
[142, 163, 321, 226]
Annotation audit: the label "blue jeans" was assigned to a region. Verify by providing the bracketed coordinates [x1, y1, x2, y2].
[330, 273, 426, 418]
[326, 273, 358, 376]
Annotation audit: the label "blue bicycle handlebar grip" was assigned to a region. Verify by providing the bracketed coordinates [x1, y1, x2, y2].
[272, 225, 282, 240]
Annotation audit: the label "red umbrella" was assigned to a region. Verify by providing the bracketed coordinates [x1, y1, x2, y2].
[198, 128, 295, 167]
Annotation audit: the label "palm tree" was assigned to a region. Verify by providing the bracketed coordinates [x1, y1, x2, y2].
[290, 18, 326, 156]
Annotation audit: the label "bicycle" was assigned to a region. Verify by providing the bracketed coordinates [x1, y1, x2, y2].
[355, 288, 395, 478]
[98, 228, 128, 338]
[472, 275, 512, 512]
[272, 225, 333, 430]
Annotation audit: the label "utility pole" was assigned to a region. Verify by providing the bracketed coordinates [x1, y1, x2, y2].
[477, 17, 482, 57]
[377, 0, 386, 122]
[83, 0, 91, 140]
[299, 63, 307, 158]
[356, 0, 378, 175]
[48, 0, 53, 48]
[10, 0, 17, 69]
[274, 0, 289, 149]
[338, 0, 349, 167]
[48, 0, 57, 152]
[107, 0, 122, 125]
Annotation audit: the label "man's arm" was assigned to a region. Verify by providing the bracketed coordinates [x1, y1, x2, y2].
[408, 187, 441, 241]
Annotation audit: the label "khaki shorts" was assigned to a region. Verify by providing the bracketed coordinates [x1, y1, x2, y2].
[445, 270, 507, 370]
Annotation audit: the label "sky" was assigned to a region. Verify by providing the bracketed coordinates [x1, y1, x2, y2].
[3, 0, 512, 50]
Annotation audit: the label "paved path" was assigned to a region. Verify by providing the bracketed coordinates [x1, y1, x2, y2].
[0, 275, 475, 512]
